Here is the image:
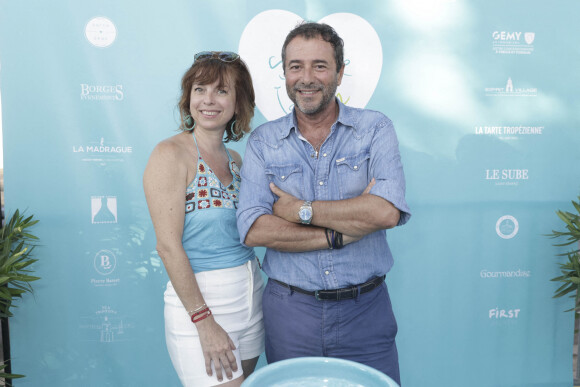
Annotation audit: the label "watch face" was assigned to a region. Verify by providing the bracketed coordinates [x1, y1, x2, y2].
[299, 208, 312, 221]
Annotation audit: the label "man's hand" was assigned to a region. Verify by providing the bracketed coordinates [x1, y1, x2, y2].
[270, 182, 301, 223]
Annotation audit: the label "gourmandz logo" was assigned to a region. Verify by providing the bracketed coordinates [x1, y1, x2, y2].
[480, 269, 531, 279]
[80, 84, 124, 101]
[239, 10, 382, 121]
[485, 78, 537, 97]
[492, 31, 535, 55]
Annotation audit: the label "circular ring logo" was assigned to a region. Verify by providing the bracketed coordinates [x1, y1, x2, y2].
[496, 215, 519, 239]
[94, 249, 117, 275]
[85, 17, 117, 48]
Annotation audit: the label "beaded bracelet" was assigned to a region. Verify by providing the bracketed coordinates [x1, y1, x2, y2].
[325, 229, 344, 250]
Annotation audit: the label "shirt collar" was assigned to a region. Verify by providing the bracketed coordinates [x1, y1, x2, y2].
[279, 98, 357, 140]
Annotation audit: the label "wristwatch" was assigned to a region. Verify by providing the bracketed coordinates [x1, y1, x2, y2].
[298, 201, 313, 225]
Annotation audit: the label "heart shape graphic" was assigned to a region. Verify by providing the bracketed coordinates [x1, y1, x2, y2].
[239, 10, 383, 121]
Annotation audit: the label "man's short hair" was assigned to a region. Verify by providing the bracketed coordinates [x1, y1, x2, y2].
[281, 22, 344, 73]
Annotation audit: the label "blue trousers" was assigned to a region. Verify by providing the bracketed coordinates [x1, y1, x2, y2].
[263, 279, 400, 385]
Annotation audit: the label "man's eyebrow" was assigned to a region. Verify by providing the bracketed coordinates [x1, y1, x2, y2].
[287, 59, 329, 65]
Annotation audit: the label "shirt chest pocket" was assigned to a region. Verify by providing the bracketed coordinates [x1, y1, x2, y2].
[265, 164, 304, 199]
[336, 151, 370, 199]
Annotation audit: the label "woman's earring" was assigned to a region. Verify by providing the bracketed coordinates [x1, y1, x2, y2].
[185, 115, 195, 130]
[230, 119, 236, 132]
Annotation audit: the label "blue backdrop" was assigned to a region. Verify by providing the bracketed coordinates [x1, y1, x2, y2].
[1, 1, 579, 386]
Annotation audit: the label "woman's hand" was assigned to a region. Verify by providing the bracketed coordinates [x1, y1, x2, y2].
[195, 316, 238, 382]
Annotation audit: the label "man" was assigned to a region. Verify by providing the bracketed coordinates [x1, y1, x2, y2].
[236, 22, 410, 384]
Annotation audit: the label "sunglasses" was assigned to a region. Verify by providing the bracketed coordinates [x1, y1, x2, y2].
[194, 51, 240, 63]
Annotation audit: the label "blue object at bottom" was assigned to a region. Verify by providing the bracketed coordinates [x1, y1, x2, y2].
[242, 357, 400, 387]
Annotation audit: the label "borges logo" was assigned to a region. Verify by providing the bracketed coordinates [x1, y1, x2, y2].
[80, 84, 124, 101]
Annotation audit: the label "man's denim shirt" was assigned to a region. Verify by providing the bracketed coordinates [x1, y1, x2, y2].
[237, 100, 411, 291]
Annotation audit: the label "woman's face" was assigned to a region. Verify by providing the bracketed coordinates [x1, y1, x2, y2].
[189, 74, 236, 133]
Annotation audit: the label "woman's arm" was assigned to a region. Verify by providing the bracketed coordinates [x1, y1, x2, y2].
[143, 138, 237, 383]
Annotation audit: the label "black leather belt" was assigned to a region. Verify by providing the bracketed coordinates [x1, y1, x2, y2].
[272, 275, 386, 301]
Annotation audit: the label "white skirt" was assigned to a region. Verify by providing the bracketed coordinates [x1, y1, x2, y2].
[164, 258, 264, 386]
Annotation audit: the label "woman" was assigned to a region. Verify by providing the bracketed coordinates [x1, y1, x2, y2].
[143, 51, 263, 387]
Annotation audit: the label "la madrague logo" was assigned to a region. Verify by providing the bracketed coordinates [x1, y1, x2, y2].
[239, 10, 382, 121]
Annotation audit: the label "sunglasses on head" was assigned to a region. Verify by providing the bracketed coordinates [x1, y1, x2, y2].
[194, 51, 240, 63]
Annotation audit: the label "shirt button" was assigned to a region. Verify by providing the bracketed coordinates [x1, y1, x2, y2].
[323, 153, 327, 157]
[354, 166, 358, 170]
[325, 271, 330, 275]
[319, 181, 323, 186]
[281, 176, 285, 179]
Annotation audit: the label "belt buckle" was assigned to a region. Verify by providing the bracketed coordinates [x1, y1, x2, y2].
[315, 290, 321, 301]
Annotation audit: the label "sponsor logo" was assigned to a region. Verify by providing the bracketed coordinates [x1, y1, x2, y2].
[496, 215, 519, 239]
[85, 17, 117, 48]
[474, 125, 544, 141]
[80, 84, 124, 101]
[492, 31, 535, 55]
[489, 307, 521, 319]
[91, 196, 118, 224]
[485, 169, 529, 186]
[485, 78, 537, 97]
[79, 305, 133, 342]
[91, 249, 120, 287]
[239, 10, 382, 120]
[73, 137, 133, 164]
[480, 269, 531, 279]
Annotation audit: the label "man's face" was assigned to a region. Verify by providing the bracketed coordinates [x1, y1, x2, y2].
[284, 36, 344, 116]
